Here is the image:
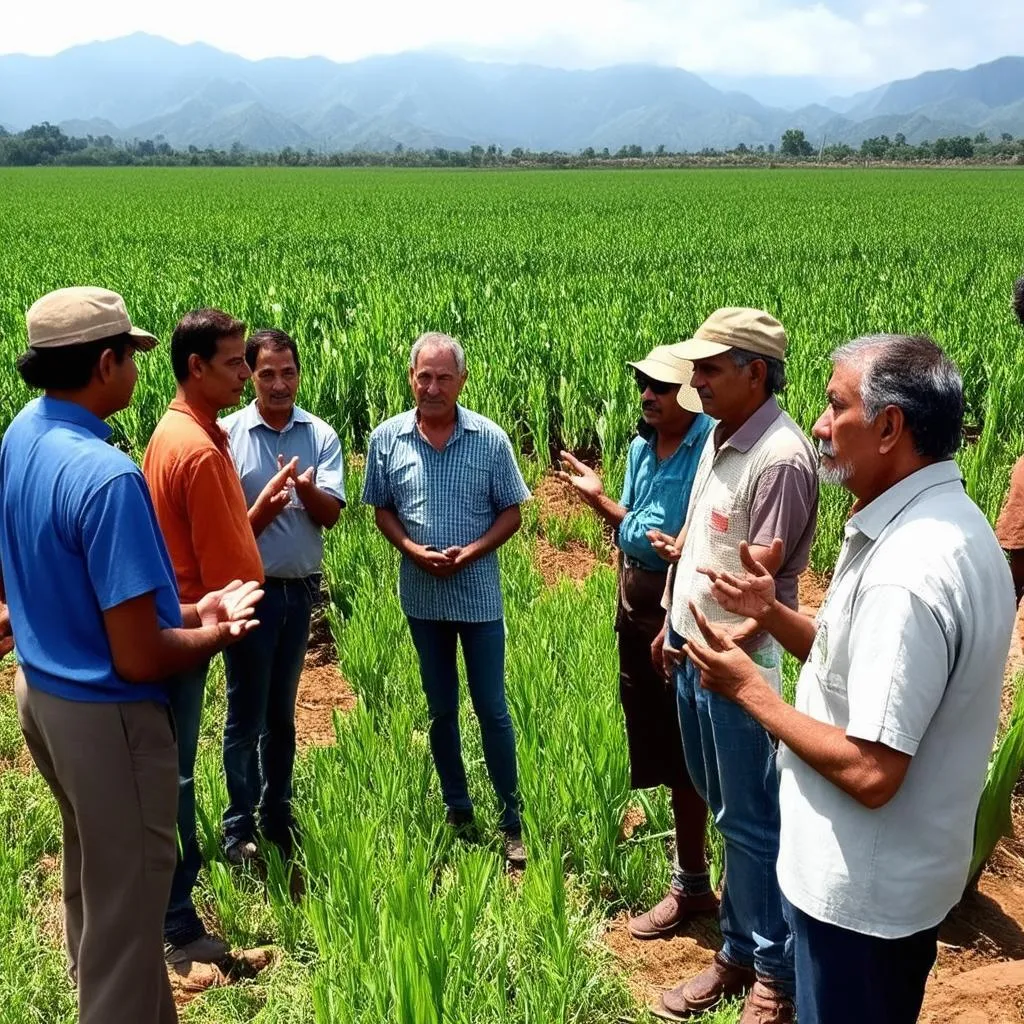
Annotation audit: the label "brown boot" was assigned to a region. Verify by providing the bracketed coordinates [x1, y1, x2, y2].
[652, 952, 755, 1020]
[738, 979, 795, 1024]
[628, 886, 719, 939]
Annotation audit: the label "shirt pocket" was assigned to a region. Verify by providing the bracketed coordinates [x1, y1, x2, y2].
[390, 452, 428, 526]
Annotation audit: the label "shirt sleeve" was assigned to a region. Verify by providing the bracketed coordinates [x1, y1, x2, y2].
[185, 450, 263, 592]
[748, 463, 817, 554]
[996, 457, 1024, 551]
[490, 432, 531, 511]
[844, 583, 951, 756]
[620, 442, 637, 511]
[361, 430, 391, 508]
[80, 472, 176, 611]
[315, 427, 346, 506]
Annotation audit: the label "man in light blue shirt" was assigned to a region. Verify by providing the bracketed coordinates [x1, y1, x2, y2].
[363, 332, 530, 865]
[220, 328, 345, 863]
[556, 344, 716, 938]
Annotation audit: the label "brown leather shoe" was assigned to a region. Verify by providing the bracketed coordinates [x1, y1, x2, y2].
[738, 979, 795, 1024]
[628, 886, 719, 939]
[651, 952, 755, 1020]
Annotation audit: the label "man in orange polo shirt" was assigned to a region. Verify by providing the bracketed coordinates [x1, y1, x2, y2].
[144, 308, 292, 967]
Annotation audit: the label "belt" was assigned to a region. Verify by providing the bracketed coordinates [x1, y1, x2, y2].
[621, 554, 667, 574]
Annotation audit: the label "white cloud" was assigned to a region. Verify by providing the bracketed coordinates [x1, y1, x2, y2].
[2, 0, 1020, 87]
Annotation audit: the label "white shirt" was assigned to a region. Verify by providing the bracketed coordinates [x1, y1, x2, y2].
[777, 461, 1015, 938]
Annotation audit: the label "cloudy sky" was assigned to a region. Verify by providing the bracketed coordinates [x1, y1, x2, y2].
[4, 0, 1021, 89]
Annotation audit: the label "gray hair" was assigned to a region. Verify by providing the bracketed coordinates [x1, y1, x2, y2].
[409, 332, 466, 375]
[728, 348, 787, 395]
[831, 334, 964, 460]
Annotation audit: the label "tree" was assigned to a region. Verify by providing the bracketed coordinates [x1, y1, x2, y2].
[780, 129, 813, 158]
[1001, 133, 1014, 143]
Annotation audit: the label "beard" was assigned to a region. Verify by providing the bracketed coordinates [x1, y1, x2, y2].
[817, 440, 853, 486]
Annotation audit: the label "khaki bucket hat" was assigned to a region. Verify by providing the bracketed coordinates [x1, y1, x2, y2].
[626, 344, 703, 414]
[26, 286, 158, 351]
[670, 307, 787, 363]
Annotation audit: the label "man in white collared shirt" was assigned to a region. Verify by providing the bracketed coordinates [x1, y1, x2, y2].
[685, 333, 1015, 1024]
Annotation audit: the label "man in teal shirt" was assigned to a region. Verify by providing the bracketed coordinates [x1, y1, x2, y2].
[557, 343, 716, 938]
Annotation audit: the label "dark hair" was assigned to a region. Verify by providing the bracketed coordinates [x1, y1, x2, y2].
[727, 347, 787, 395]
[1013, 275, 1024, 329]
[17, 333, 132, 391]
[170, 308, 246, 383]
[833, 334, 964, 460]
[245, 328, 300, 374]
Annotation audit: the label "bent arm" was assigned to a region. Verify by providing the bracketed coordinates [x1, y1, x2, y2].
[459, 504, 522, 565]
[104, 592, 230, 683]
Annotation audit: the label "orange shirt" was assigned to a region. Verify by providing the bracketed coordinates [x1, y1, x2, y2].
[143, 398, 263, 603]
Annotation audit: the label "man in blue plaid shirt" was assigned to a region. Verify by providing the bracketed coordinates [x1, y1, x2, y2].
[363, 332, 531, 866]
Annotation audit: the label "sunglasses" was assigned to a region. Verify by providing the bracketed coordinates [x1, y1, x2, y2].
[634, 373, 676, 395]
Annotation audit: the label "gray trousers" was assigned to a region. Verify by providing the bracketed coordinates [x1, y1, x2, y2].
[15, 669, 179, 1024]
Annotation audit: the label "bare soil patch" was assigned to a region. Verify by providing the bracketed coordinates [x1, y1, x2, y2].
[294, 613, 356, 749]
[0, 662, 15, 695]
[797, 568, 830, 616]
[533, 472, 581, 522]
[535, 536, 601, 587]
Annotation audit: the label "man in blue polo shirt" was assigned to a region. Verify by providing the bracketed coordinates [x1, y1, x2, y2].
[363, 332, 531, 866]
[220, 328, 346, 863]
[556, 343, 717, 939]
[0, 287, 261, 1024]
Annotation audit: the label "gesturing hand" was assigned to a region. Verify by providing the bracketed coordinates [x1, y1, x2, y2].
[685, 601, 764, 703]
[698, 539, 780, 622]
[197, 579, 265, 637]
[554, 450, 603, 501]
[0, 602, 13, 659]
[646, 528, 681, 563]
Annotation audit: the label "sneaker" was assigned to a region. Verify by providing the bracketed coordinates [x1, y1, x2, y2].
[628, 885, 719, 939]
[224, 839, 259, 865]
[652, 952, 756, 1020]
[503, 833, 527, 869]
[164, 932, 232, 968]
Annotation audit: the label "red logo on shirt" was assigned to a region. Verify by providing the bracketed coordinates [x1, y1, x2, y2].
[710, 509, 729, 533]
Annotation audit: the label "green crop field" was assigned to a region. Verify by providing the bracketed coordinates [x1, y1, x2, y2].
[1, 166, 1023, 1023]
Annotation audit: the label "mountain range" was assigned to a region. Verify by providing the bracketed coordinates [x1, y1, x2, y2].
[2, 34, 1023, 153]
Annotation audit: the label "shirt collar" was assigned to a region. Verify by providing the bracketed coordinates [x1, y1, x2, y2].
[37, 396, 112, 441]
[717, 396, 782, 454]
[398, 404, 478, 439]
[239, 399, 312, 433]
[169, 397, 230, 452]
[641, 412, 712, 453]
[846, 461, 964, 541]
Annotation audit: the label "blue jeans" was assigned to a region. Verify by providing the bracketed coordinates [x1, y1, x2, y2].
[673, 628, 794, 993]
[164, 659, 210, 946]
[222, 577, 316, 850]
[406, 617, 521, 834]
[787, 898, 938, 1024]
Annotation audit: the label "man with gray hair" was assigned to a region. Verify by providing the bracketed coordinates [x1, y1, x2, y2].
[688, 333, 1015, 1023]
[363, 332, 531, 866]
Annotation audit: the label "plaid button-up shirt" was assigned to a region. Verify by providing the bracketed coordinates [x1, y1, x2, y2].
[363, 405, 530, 622]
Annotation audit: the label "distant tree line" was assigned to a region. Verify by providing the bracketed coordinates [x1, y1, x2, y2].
[2, 121, 1023, 169]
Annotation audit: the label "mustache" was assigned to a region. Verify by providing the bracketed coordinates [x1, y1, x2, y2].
[641, 401, 658, 411]
[817, 440, 836, 458]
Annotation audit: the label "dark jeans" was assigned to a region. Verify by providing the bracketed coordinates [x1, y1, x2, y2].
[788, 899, 939, 1024]
[164, 659, 210, 947]
[406, 617, 521, 834]
[222, 576, 316, 851]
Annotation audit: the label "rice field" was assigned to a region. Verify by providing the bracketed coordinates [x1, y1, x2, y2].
[1, 166, 1023, 1023]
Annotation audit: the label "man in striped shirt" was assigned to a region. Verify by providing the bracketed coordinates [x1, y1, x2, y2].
[363, 332, 531, 866]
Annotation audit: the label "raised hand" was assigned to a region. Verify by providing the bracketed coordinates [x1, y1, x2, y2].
[685, 602, 763, 701]
[196, 579, 265, 637]
[554, 450, 603, 501]
[698, 538, 781, 621]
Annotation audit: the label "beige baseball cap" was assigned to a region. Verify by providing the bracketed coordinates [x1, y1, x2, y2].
[26, 287, 158, 351]
[626, 344, 703, 414]
[670, 307, 787, 363]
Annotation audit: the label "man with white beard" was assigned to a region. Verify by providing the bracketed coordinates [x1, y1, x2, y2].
[686, 333, 1015, 1024]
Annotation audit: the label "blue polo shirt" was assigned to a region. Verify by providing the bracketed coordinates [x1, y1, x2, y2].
[362, 405, 531, 622]
[221, 401, 346, 578]
[0, 398, 182, 703]
[617, 413, 715, 571]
